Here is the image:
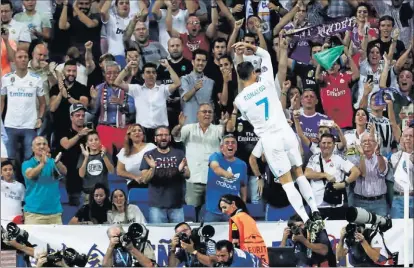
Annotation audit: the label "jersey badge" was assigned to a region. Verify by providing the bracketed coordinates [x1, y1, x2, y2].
[340, 79, 345, 84]
[308, 70, 314, 78]
[237, 122, 243, 132]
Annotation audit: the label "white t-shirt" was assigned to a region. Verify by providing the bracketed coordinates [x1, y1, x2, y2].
[1, 179, 25, 224]
[235, 47, 289, 137]
[102, 10, 135, 56]
[306, 153, 354, 207]
[158, 9, 188, 51]
[107, 204, 147, 224]
[55, 63, 88, 86]
[1, 71, 44, 129]
[4, 19, 31, 44]
[117, 143, 157, 184]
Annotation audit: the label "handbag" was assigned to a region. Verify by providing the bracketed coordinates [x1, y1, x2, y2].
[319, 154, 344, 205]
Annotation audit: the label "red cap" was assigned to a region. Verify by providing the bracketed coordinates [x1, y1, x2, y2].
[12, 215, 24, 224]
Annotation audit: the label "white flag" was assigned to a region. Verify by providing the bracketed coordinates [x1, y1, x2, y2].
[394, 152, 413, 191]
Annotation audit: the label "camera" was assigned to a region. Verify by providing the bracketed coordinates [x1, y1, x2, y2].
[119, 223, 149, 252]
[287, 224, 302, 239]
[177, 223, 215, 250]
[346, 207, 392, 233]
[1, 222, 33, 247]
[177, 232, 191, 245]
[46, 247, 88, 267]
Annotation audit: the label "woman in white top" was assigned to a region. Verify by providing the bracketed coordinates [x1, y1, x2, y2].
[107, 189, 146, 224]
[116, 124, 156, 189]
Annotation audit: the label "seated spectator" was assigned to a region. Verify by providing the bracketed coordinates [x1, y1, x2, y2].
[13, 0, 51, 41]
[69, 183, 112, 224]
[205, 134, 247, 222]
[107, 188, 146, 224]
[78, 131, 114, 197]
[22, 136, 67, 224]
[116, 124, 156, 189]
[354, 133, 388, 217]
[1, 160, 25, 225]
[140, 126, 190, 223]
[90, 60, 136, 156]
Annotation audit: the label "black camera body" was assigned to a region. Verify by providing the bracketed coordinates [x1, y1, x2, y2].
[177, 232, 191, 245]
[46, 248, 88, 267]
[344, 223, 366, 247]
[1, 222, 33, 247]
[119, 223, 149, 253]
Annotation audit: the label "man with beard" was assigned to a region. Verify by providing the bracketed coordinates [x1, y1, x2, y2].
[0, 0, 31, 51]
[140, 126, 190, 223]
[157, 37, 193, 128]
[49, 59, 90, 146]
[58, 0, 101, 60]
[123, 21, 168, 66]
[166, 2, 218, 61]
[59, 104, 93, 206]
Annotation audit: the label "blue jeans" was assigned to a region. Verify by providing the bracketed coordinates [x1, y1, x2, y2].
[149, 207, 184, 223]
[203, 211, 229, 222]
[248, 176, 263, 205]
[5, 127, 36, 160]
[354, 195, 388, 217]
[391, 195, 414, 219]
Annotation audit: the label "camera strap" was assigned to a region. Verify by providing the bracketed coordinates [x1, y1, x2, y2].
[319, 154, 327, 185]
[116, 248, 129, 267]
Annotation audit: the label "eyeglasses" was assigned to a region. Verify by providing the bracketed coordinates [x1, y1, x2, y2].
[199, 110, 213, 114]
[187, 21, 200, 25]
[156, 134, 170, 137]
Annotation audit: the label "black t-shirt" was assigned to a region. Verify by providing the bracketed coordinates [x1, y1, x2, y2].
[59, 128, 87, 193]
[49, 81, 90, 138]
[140, 148, 186, 208]
[74, 203, 109, 224]
[368, 39, 406, 60]
[294, 229, 333, 267]
[87, 65, 104, 89]
[77, 153, 110, 193]
[69, 13, 102, 60]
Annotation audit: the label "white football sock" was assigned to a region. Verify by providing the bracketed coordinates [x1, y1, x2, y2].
[282, 182, 309, 222]
[296, 175, 319, 213]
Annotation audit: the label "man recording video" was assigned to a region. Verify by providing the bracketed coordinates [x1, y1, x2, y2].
[281, 214, 336, 267]
[102, 224, 156, 267]
[168, 222, 217, 267]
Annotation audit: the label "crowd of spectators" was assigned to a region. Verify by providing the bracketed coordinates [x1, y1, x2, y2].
[1, 0, 413, 230]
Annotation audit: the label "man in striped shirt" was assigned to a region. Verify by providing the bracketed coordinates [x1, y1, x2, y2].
[354, 133, 388, 217]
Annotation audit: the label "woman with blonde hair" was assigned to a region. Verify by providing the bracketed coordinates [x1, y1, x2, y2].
[116, 124, 156, 189]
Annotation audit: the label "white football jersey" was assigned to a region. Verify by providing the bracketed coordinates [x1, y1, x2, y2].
[234, 47, 289, 137]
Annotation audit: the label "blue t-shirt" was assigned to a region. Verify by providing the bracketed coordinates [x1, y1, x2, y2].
[205, 152, 247, 214]
[22, 157, 62, 214]
[231, 248, 261, 267]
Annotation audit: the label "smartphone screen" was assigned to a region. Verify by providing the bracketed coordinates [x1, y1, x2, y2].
[367, 75, 373, 82]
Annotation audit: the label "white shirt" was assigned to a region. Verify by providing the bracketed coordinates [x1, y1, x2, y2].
[55, 63, 88, 86]
[1, 179, 25, 224]
[102, 10, 134, 56]
[1, 71, 44, 129]
[158, 9, 188, 51]
[4, 19, 31, 44]
[175, 123, 223, 184]
[116, 143, 157, 184]
[235, 47, 289, 137]
[129, 84, 171, 128]
[307, 153, 354, 207]
[107, 204, 147, 224]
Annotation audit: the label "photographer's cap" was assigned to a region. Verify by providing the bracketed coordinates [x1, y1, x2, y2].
[69, 103, 87, 115]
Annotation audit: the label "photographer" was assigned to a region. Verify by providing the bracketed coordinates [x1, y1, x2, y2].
[102, 225, 156, 267]
[168, 222, 217, 267]
[287, 214, 336, 267]
[337, 224, 391, 266]
[214, 240, 261, 267]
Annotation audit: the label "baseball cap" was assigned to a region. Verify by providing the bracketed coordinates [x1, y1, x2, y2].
[69, 103, 87, 114]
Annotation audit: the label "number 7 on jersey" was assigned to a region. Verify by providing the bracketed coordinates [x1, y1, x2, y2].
[255, 97, 269, 120]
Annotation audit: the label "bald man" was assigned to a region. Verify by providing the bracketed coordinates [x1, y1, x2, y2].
[21, 136, 66, 224]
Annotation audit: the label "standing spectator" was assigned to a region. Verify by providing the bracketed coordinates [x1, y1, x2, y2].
[1, 120, 8, 161]
[156, 37, 193, 128]
[0, 26, 16, 77]
[349, 3, 378, 56]
[354, 133, 388, 216]
[140, 126, 190, 223]
[218, 55, 238, 115]
[122, 47, 143, 85]
[305, 133, 360, 219]
[49, 60, 90, 143]
[172, 104, 225, 221]
[22, 136, 67, 224]
[166, 5, 218, 61]
[1, 49, 46, 163]
[13, 0, 51, 41]
[390, 127, 414, 218]
[180, 49, 215, 124]
[115, 60, 181, 141]
[116, 124, 156, 189]
[205, 134, 248, 222]
[69, 183, 112, 224]
[107, 189, 146, 224]
[1, 160, 25, 225]
[58, 0, 102, 60]
[78, 131, 114, 197]
[59, 104, 92, 206]
[0, 0, 31, 51]
[90, 61, 136, 156]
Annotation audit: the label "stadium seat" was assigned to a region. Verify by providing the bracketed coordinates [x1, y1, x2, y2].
[109, 181, 128, 196]
[62, 204, 79, 224]
[265, 205, 295, 221]
[247, 203, 266, 220]
[136, 203, 150, 221]
[108, 173, 125, 183]
[128, 188, 149, 203]
[183, 205, 196, 222]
